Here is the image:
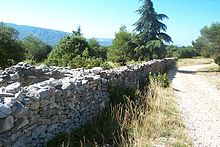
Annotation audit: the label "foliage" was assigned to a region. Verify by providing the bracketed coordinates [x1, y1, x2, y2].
[134, 0, 172, 60]
[214, 53, 220, 66]
[147, 72, 170, 88]
[165, 45, 179, 57]
[193, 23, 220, 65]
[112, 25, 138, 62]
[166, 45, 199, 59]
[88, 38, 107, 60]
[175, 47, 199, 59]
[100, 62, 112, 70]
[0, 23, 24, 68]
[68, 56, 104, 69]
[46, 31, 90, 67]
[22, 34, 52, 63]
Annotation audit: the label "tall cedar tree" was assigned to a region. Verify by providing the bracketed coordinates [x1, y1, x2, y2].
[134, 0, 172, 59]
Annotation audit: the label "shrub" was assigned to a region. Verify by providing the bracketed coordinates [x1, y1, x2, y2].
[100, 62, 112, 70]
[68, 56, 103, 69]
[0, 23, 25, 68]
[174, 47, 199, 59]
[23, 35, 52, 63]
[147, 72, 170, 88]
[214, 53, 220, 66]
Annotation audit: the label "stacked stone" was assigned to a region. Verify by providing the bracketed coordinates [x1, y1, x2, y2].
[101, 59, 173, 89]
[0, 63, 109, 147]
[0, 58, 174, 147]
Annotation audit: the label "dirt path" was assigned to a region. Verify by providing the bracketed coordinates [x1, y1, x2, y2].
[169, 64, 220, 147]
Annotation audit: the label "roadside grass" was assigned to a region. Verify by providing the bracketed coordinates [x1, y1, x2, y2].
[198, 63, 220, 72]
[47, 74, 192, 147]
[177, 57, 213, 67]
[197, 63, 220, 90]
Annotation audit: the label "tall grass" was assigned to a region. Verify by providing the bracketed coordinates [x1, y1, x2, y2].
[47, 74, 191, 147]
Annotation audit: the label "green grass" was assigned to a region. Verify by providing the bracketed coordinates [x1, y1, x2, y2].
[47, 74, 192, 147]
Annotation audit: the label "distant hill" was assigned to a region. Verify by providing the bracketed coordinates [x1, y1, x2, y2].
[4, 23, 112, 46]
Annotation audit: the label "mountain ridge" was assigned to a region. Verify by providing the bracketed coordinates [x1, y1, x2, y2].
[4, 22, 112, 46]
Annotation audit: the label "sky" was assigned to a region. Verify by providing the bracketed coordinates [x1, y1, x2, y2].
[0, 0, 220, 46]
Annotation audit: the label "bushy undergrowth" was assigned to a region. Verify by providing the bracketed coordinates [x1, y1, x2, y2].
[47, 73, 191, 147]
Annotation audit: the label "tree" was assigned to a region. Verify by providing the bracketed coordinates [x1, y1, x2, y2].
[22, 34, 52, 63]
[88, 38, 107, 60]
[46, 30, 90, 66]
[112, 25, 137, 62]
[72, 25, 82, 36]
[0, 23, 24, 68]
[193, 23, 220, 65]
[134, 0, 172, 60]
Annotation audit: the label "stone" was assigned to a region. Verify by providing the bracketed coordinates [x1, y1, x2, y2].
[91, 67, 103, 74]
[12, 137, 26, 147]
[0, 58, 174, 146]
[0, 78, 4, 84]
[47, 124, 59, 132]
[10, 73, 19, 81]
[61, 81, 74, 90]
[0, 93, 14, 97]
[5, 82, 21, 94]
[21, 98, 33, 105]
[0, 103, 12, 118]
[12, 103, 28, 119]
[26, 86, 54, 100]
[0, 115, 14, 133]
[15, 117, 29, 130]
[15, 92, 25, 101]
[12, 101, 24, 113]
[29, 101, 40, 110]
[3, 97, 17, 105]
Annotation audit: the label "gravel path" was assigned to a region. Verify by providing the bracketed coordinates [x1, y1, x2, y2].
[169, 64, 220, 147]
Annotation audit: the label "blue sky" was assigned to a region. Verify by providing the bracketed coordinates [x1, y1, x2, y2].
[0, 0, 220, 46]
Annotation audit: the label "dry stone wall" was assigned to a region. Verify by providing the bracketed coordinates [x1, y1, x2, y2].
[0, 58, 174, 147]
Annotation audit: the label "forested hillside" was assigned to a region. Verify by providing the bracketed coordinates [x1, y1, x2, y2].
[5, 23, 112, 46]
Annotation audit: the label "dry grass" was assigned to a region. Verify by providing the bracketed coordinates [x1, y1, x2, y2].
[125, 79, 192, 146]
[177, 58, 213, 67]
[47, 76, 192, 147]
[198, 63, 220, 90]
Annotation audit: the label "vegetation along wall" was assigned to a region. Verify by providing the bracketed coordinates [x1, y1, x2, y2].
[0, 58, 174, 147]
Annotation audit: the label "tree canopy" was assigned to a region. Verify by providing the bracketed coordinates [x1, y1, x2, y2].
[0, 23, 24, 68]
[22, 34, 52, 63]
[193, 23, 220, 65]
[134, 0, 172, 60]
[46, 32, 89, 66]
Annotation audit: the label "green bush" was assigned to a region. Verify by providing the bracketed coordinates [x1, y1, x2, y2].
[100, 62, 112, 70]
[214, 53, 220, 66]
[174, 47, 199, 59]
[147, 72, 170, 88]
[23, 35, 52, 63]
[0, 23, 25, 68]
[68, 56, 103, 69]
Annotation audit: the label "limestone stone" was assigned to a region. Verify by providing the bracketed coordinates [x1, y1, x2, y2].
[61, 81, 74, 90]
[0, 115, 14, 133]
[15, 117, 29, 130]
[10, 73, 20, 81]
[0, 103, 12, 118]
[0, 93, 14, 97]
